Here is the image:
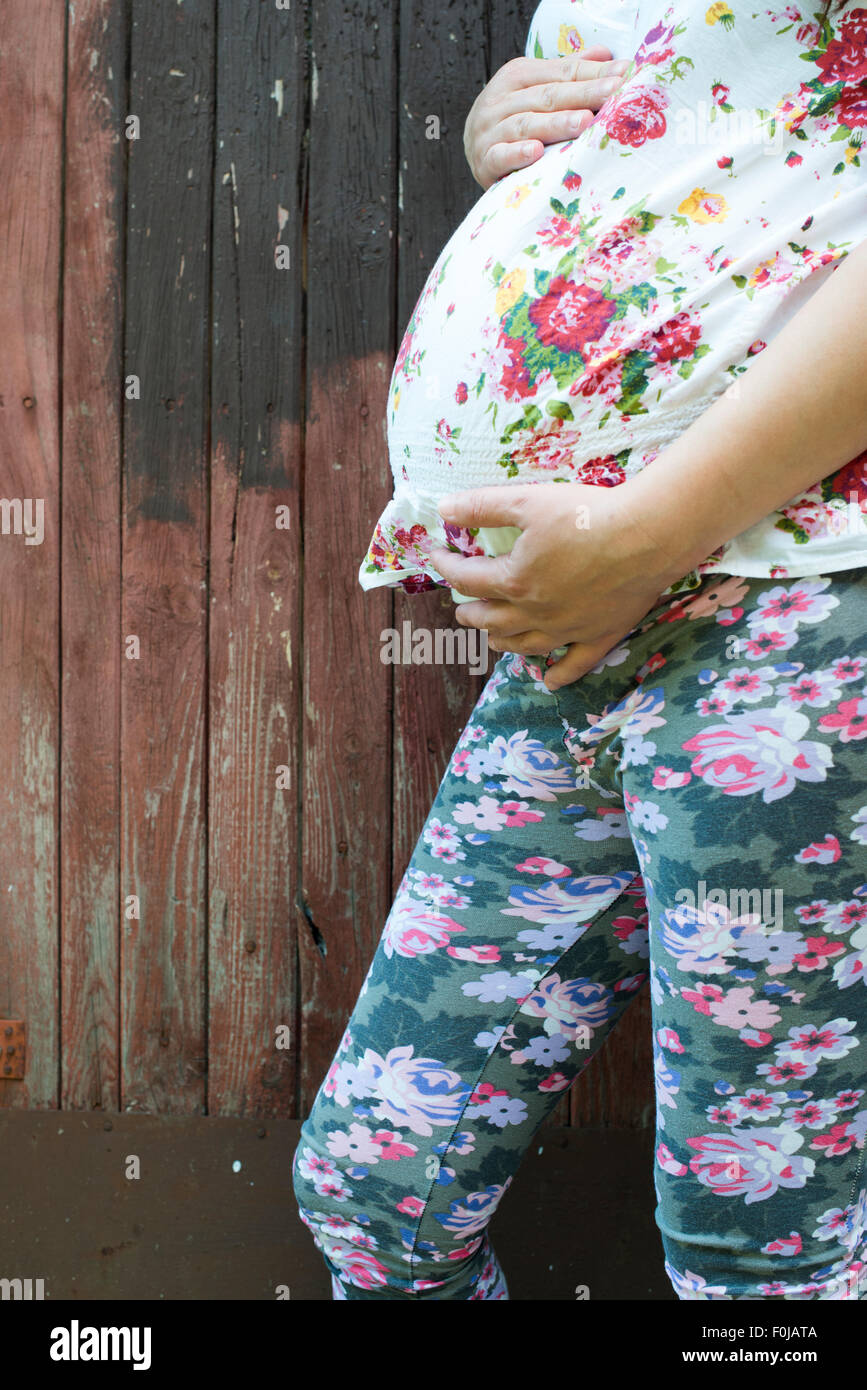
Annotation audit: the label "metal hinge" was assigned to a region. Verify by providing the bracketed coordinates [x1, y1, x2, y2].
[0, 1021, 25, 1079]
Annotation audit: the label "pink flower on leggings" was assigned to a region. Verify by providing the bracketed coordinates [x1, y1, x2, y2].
[761, 1231, 803, 1257]
[818, 696, 867, 743]
[682, 704, 832, 801]
[325, 1241, 390, 1291]
[687, 1128, 815, 1203]
[707, 986, 781, 1031]
[382, 890, 465, 959]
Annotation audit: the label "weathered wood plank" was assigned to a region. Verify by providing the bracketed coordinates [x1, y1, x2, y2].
[572, 986, 654, 1129]
[0, 1, 65, 1109]
[120, 0, 214, 1113]
[207, 2, 305, 1118]
[391, 3, 489, 878]
[299, 0, 397, 1110]
[59, 0, 128, 1111]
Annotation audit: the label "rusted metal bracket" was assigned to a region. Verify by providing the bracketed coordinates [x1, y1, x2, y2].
[0, 1021, 25, 1078]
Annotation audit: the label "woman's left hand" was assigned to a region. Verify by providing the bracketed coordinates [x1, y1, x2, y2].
[428, 480, 686, 691]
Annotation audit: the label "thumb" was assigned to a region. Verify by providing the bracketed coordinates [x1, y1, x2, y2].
[438, 485, 531, 529]
[544, 641, 606, 691]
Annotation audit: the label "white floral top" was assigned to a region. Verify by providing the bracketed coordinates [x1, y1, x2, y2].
[359, 0, 867, 601]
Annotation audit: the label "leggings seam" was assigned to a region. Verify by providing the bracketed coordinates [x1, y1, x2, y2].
[407, 870, 645, 1296]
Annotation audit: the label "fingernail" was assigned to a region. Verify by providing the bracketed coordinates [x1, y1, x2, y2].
[568, 112, 587, 131]
[601, 76, 620, 94]
[611, 59, 630, 73]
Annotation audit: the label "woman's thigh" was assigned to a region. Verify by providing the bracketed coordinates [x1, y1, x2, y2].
[557, 568, 867, 1299]
[292, 647, 652, 1299]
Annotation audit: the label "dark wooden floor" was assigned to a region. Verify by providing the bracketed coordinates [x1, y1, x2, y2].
[0, 1113, 673, 1300]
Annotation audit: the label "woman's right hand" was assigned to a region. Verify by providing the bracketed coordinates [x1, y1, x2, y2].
[464, 51, 631, 190]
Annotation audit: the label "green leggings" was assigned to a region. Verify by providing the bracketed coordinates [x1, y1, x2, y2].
[293, 569, 867, 1298]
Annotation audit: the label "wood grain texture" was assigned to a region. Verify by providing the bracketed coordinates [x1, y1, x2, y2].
[206, 2, 304, 1118]
[298, 0, 397, 1110]
[120, 0, 213, 1113]
[391, 2, 489, 877]
[0, 0, 65, 1108]
[60, 0, 127, 1112]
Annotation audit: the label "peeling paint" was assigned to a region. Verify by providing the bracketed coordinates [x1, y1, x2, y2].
[280, 629, 291, 670]
[311, 56, 318, 109]
[270, 78, 284, 118]
[229, 162, 240, 246]
[277, 204, 289, 234]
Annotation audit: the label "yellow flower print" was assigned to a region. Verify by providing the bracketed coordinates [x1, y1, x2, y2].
[747, 253, 783, 289]
[504, 184, 532, 211]
[705, 3, 735, 27]
[495, 268, 527, 317]
[677, 187, 729, 223]
[557, 24, 584, 54]
[844, 144, 859, 165]
[393, 386, 401, 410]
[774, 92, 809, 133]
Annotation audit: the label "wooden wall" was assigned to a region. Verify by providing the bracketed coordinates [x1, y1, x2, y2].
[0, 0, 652, 1125]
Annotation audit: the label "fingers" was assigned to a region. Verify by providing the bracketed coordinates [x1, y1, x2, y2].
[487, 630, 556, 656]
[453, 600, 533, 637]
[501, 71, 627, 123]
[543, 642, 600, 691]
[494, 56, 630, 117]
[495, 52, 624, 95]
[477, 137, 546, 189]
[493, 107, 597, 156]
[430, 549, 519, 602]
[438, 485, 529, 529]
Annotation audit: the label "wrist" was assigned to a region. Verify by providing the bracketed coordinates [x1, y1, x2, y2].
[612, 471, 712, 591]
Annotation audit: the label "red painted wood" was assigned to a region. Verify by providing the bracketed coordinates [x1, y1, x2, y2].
[119, 0, 214, 1114]
[0, 0, 64, 1109]
[298, 0, 399, 1111]
[206, 4, 305, 1118]
[59, 0, 127, 1112]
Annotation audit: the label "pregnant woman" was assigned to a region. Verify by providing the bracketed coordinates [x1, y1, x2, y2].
[293, 0, 867, 1299]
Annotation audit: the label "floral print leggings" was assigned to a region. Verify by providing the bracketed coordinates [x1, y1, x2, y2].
[292, 569, 867, 1300]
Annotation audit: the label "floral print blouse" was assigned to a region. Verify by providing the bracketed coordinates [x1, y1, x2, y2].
[359, 0, 867, 601]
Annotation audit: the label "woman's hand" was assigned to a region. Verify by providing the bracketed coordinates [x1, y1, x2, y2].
[464, 53, 631, 190]
[429, 480, 687, 691]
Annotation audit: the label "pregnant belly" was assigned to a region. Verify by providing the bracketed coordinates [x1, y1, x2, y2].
[384, 132, 745, 512]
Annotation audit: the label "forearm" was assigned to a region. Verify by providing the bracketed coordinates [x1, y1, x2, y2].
[622, 236, 867, 586]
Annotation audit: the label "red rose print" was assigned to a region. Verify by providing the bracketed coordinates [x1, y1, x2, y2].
[574, 455, 625, 487]
[649, 311, 701, 363]
[603, 86, 669, 147]
[829, 450, 867, 502]
[497, 329, 536, 399]
[815, 11, 867, 85]
[835, 82, 867, 129]
[528, 277, 617, 354]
